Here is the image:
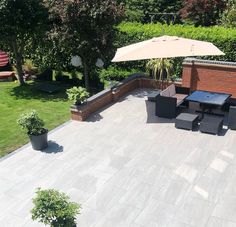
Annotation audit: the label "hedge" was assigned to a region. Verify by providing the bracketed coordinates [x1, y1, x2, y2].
[114, 22, 236, 77]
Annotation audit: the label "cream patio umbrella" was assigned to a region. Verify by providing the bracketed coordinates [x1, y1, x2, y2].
[112, 35, 224, 62]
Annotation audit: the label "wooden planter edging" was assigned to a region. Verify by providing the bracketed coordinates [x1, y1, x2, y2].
[71, 73, 182, 121]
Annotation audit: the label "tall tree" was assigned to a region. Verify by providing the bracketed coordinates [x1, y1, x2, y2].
[48, 0, 124, 90]
[125, 0, 183, 24]
[221, 0, 236, 27]
[180, 0, 226, 26]
[0, 0, 48, 85]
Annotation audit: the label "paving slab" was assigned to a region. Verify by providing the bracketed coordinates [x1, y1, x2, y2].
[0, 89, 236, 226]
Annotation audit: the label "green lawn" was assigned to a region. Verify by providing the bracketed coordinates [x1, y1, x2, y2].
[0, 81, 71, 157]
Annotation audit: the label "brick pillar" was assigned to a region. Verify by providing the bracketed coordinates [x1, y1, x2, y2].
[182, 61, 194, 90]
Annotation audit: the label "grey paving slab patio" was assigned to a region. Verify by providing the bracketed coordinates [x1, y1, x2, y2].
[1, 89, 236, 227]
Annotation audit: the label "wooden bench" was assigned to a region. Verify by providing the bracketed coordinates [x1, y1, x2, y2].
[0, 71, 15, 81]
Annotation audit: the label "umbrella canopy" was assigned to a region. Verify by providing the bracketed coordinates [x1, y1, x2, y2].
[112, 36, 224, 62]
[0, 50, 9, 67]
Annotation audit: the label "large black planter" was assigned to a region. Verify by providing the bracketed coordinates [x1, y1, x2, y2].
[29, 132, 48, 150]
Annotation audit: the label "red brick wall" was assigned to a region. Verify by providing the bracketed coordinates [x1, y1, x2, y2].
[71, 91, 113, 121]
[182, 61, 236, 98]
[71, 77, 183, 121]
[113, 79, 139, 101]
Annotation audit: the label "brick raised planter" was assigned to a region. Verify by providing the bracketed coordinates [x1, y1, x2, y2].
[71, 74, 181, 121]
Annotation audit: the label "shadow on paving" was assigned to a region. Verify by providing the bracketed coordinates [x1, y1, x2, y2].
[86, 113, 104, 122]
[42, 141, 64, 153]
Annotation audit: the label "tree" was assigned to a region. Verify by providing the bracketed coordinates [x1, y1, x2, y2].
[222, 0, 236, 27]
[48, 0, 124, 90]
[125, 0, 183, 24]
[180, 0, 226, 26]
[0, 0, 48, 85]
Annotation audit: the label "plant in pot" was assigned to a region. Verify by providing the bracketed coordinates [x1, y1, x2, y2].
[17, 110, 48, 150]
[66, 86, 89, 105]
[31, 188, 81, 227]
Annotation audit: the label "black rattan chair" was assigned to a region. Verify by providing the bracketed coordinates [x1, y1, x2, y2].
[228, 106, 236, 130]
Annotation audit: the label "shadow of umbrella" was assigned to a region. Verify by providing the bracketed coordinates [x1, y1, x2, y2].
[42, 141, 64, 154]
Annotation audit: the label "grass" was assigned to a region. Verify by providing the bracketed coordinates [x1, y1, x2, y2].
[0, 81, 71, 158]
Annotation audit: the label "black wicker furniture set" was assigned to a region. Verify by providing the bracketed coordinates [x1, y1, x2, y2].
[153, 85, 236, 135]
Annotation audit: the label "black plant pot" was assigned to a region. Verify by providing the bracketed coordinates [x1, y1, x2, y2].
[29, 132, 48, 150]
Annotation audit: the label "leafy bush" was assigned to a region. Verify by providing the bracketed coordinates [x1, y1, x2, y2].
[222, 3, 236, 28]
[99, 66, 138, 85]
[17, 110, 47, 136]
[116, 22, 236, 77]
[23, 59, 38, 75]
[31, 188, 81, 227]
[146, 59, 173, 81]
[180, 0, 226, 27]
[66, 86, 89, 105]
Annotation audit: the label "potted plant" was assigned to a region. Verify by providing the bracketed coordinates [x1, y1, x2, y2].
[66, 86, 89, 105]
[31, 188, 81, 227]
[17, 110, 48, 150]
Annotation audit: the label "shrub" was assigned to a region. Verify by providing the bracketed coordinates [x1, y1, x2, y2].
[179, 0, 226, 27]
[17, 110, 47, 136]
[116, 22, 236, 77]
[146, 59, 173, 81]
[31, 188, 81, 227]
[23, 59, 38, 75]
[66, 86, 89, 105]
[99, 66, 138, 85]
[222, 3, 236, 28]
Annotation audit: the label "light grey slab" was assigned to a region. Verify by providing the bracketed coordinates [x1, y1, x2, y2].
[213, 194, 236, 223]
[206, 216, 236, 227]
[95, 203, 141, 227]
[134, 200, 177, 227]
[174, 196, 215, 226]
[0, 89, 236, 226]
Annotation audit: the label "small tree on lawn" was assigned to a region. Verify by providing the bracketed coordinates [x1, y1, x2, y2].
[180, 0, 226, 26]
[0, 0, 48, 85]
[49, 0, 124, 90]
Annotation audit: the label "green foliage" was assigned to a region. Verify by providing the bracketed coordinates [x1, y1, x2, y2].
[23, 60, 38, 75]
[116, 22, 236, 77]
[98, 66, 138, 88]
[0, 0, 49, 85]
[180, 0, 226, 26]
[66, 86, 89, 105]
[146, 59, 173, 81]
[17, 110, 47, 136]
[222, 1, 236, 28]
[99, 66, 137, 82]
[31, 188, 81, 227]
[46, 0, 125, 89]
[124, 0, 183, 23]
